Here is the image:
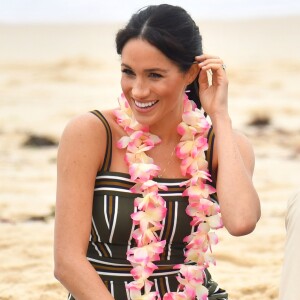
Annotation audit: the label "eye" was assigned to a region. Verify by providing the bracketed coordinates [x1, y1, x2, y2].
[121, 68, 135, 76]
[149, 73, 163, 79]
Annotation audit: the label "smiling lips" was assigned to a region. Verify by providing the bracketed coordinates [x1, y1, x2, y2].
[134, 100, 159, 109]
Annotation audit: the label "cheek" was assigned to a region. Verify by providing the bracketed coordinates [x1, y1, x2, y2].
[161, 79, 186, 98]
[120, 77, 129, 93]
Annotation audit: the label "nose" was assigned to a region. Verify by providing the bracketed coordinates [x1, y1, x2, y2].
[131, 78, 150, 99]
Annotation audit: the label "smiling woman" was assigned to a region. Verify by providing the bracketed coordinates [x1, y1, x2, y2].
[54, 4, 260, 300]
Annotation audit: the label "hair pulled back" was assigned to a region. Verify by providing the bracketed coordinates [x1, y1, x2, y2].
[115, 4, 203, 109]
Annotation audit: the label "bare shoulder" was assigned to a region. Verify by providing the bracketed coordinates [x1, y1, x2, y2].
[58, 110, 116, 173]
[60, 112, 104, 149]
[60, 109, 117, 142]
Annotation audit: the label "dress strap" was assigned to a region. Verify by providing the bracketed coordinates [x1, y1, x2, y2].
[206, 126, 216, 186]
[90, 110, 112, 172]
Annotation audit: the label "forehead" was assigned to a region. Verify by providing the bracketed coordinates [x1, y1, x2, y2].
[121, 38, 177, 70]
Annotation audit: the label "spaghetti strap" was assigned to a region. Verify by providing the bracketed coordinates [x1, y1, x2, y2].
[90, 110, 112, 172]
[206, 126, 216, 185]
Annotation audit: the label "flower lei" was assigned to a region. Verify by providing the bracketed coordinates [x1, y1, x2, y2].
[114, 93, 223, 300]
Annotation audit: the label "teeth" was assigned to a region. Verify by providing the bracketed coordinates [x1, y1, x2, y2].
[134, 100, 157, 108]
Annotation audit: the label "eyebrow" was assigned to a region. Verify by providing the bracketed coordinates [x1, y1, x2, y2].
[121, 63, 169, 73]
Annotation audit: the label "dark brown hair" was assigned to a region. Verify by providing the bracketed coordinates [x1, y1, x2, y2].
[115, 4, 203, 108]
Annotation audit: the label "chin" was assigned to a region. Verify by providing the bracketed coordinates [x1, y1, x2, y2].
[134, 115, 156, 127]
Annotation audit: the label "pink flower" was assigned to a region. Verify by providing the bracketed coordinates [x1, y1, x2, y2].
[129, 163, 160, 181]
[131, 206, 167, 232]
[176, 137, 208, 160]
[180, 155, 208, 177]
[132, 227, 160, 245]
[180, 171, 212, 187]
[126, 152, 154, 165]
[182, 224, 219, 266]
[182, 96, 196, 112]
[131, 180, 168, 194]
[131, 264, 157, 280]
[127, 132, 156, 154]
[127, 241, 166, 265]
[182, 109, 210, 136]
[182, 183, 216, 200]
[115, 94, 148, 133]
[206, 214, 223, 229]
[186, 198, 219, 222]
[127, 279, 159, 300]
[174, 265, 208, 300]
[134, 192, 166, 210]
[177, 122, 197, 141]
[117, 135, 132, 149]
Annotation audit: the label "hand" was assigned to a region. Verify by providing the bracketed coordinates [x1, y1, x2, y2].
[195, 54, 229, 119]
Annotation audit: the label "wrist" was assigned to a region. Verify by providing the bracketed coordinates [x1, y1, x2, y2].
[209, 112, 232, 127]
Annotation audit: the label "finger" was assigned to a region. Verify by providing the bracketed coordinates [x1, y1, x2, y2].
[201, 63, 226, 73]
[195, 54, 221, 62]
[198, 67, 209, 90]
[201, 64, 227, 87]
[198, 58, 223, 68]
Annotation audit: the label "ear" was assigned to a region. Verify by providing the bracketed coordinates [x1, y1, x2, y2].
[185, 64, 199, 85]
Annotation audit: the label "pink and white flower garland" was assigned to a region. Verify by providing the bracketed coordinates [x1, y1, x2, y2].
[114, 94, 223, 300]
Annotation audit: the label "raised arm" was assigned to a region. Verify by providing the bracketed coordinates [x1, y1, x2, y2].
[54, 113, 114, 300]
[195, 54, 261, 236]
[212, 117, 261, 236]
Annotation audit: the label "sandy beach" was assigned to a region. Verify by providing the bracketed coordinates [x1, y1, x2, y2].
[0, 16, 299, 299]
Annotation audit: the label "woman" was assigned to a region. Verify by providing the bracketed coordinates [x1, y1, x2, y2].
[54, 4, 260, 300]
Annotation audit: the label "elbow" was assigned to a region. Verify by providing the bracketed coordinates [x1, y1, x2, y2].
[227, 223, 256, 237]
[54, 268, 61, 282]
[225, 216, 259, 237]
[54, 258, 66, 283]
[54, 250, 88, 283]
[54, 250, 72, 283]
[223, 198, 261, 237]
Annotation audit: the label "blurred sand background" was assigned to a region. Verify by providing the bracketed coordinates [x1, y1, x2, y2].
[0, 16, 300, 299]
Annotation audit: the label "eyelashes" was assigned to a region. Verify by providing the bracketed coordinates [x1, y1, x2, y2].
[149, 73, 163, 79]
[121, 68, 163, 79]
[121, 68, 134, 76]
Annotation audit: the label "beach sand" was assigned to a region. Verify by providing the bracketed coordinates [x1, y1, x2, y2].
[0, 16, 299, 299]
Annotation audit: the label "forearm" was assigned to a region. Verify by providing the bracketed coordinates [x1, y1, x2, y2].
[55, 256, 114, 300]
[211, 113, 260, 236]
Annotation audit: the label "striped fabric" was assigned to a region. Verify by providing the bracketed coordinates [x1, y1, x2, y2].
[67, 110, 228, 300]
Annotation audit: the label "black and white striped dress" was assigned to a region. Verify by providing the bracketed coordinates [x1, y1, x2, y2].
[67, 111, 228, 300]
